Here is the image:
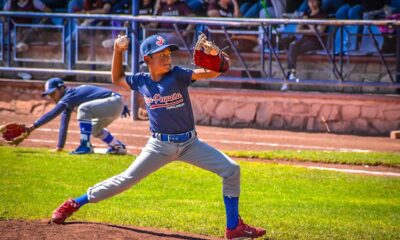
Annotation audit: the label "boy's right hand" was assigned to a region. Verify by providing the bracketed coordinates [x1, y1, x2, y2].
[114, 35, 130, 53]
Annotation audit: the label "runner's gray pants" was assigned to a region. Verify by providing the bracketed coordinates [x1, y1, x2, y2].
[77, 95, 124, 138]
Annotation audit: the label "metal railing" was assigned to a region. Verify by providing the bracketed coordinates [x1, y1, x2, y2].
[0, 11, 399, 86]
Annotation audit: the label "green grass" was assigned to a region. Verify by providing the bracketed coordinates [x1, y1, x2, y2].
[1, 146, 400, 240]
[225, 150, 400, 168]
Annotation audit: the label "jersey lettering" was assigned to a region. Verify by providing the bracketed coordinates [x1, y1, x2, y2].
[144, 92, 185, 110]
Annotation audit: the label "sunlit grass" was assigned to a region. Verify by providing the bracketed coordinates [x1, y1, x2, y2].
[1, 146, 399, 239]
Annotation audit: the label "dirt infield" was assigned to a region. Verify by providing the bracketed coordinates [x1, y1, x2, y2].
[1, 112, 399, 153]
[0, 220, 221, 240]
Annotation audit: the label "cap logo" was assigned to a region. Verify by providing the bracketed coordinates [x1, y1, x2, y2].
[155, 36, 165, 46]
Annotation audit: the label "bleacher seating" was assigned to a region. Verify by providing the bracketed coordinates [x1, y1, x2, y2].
[0, 4, 398, 93]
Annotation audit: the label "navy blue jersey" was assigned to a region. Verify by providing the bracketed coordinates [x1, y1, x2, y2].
[126, 66, 194, 134]
[59, 85, 113, 110]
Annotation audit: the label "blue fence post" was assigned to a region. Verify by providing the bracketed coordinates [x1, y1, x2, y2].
[397, 26, 400, 93]
[6, 16, 10, 67]
[131, 0, 139, 120]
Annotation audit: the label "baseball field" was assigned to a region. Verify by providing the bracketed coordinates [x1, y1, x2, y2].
[1, 146, 399, 240]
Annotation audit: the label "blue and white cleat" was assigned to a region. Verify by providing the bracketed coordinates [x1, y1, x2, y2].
[106, 142, 127, 155]
[70, 141, 94, 155]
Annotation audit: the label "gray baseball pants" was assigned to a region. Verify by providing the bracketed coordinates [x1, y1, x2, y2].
[77, 95, 124, 138]
[87, 135, 241, 202]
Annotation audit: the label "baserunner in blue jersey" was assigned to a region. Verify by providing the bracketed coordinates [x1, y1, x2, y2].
[26, 78, 128, 155]
[50, 35, 266, 239]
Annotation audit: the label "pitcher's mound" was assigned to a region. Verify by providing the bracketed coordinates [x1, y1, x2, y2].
[0, 220, 220, 240]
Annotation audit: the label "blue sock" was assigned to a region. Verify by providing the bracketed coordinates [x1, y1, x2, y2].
[79, 120, 92, 143]
[102, 130, 113, 144]
[101, 129, 118, 146]
[224, 196, 239, 230]
[74, 194, 89, 207]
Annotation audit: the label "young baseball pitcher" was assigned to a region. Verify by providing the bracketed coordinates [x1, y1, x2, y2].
[24, 78, 128, 154]
[51, 34, 266, 239]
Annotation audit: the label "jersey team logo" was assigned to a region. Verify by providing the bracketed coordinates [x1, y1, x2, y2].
[144, 92, 184, 110]
[155, 36, 165, 46]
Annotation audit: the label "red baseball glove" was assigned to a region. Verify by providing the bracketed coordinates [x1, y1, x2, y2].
[0, 123, 29, 146]
[193, 33, 230, 73]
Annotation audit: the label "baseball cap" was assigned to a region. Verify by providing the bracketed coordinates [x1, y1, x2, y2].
[42, 77, 65, 96]
[140, 35, 179, 62]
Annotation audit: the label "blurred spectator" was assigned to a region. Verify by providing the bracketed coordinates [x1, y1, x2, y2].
[300, 0, 344, 15]
[260, 0, 287, 18]
[3, 0, 52, 52]
[286, 0, 343, 17]
[379, 12, 400, 53]
[207, 0, 241, 17]
[240, 0, 262, 18]
[150, 0, 195, 46]
[186, 0, 207, 15]
[280, 0, 327, 91]
[140, 0, 155, 15]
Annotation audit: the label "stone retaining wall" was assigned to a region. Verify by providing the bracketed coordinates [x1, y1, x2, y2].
[1, 79, 399, 136]
[190, 89, 400, 136]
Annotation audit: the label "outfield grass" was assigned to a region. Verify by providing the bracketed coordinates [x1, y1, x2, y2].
[0, 146, 399, 240]
[225, 150, 400, 168]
